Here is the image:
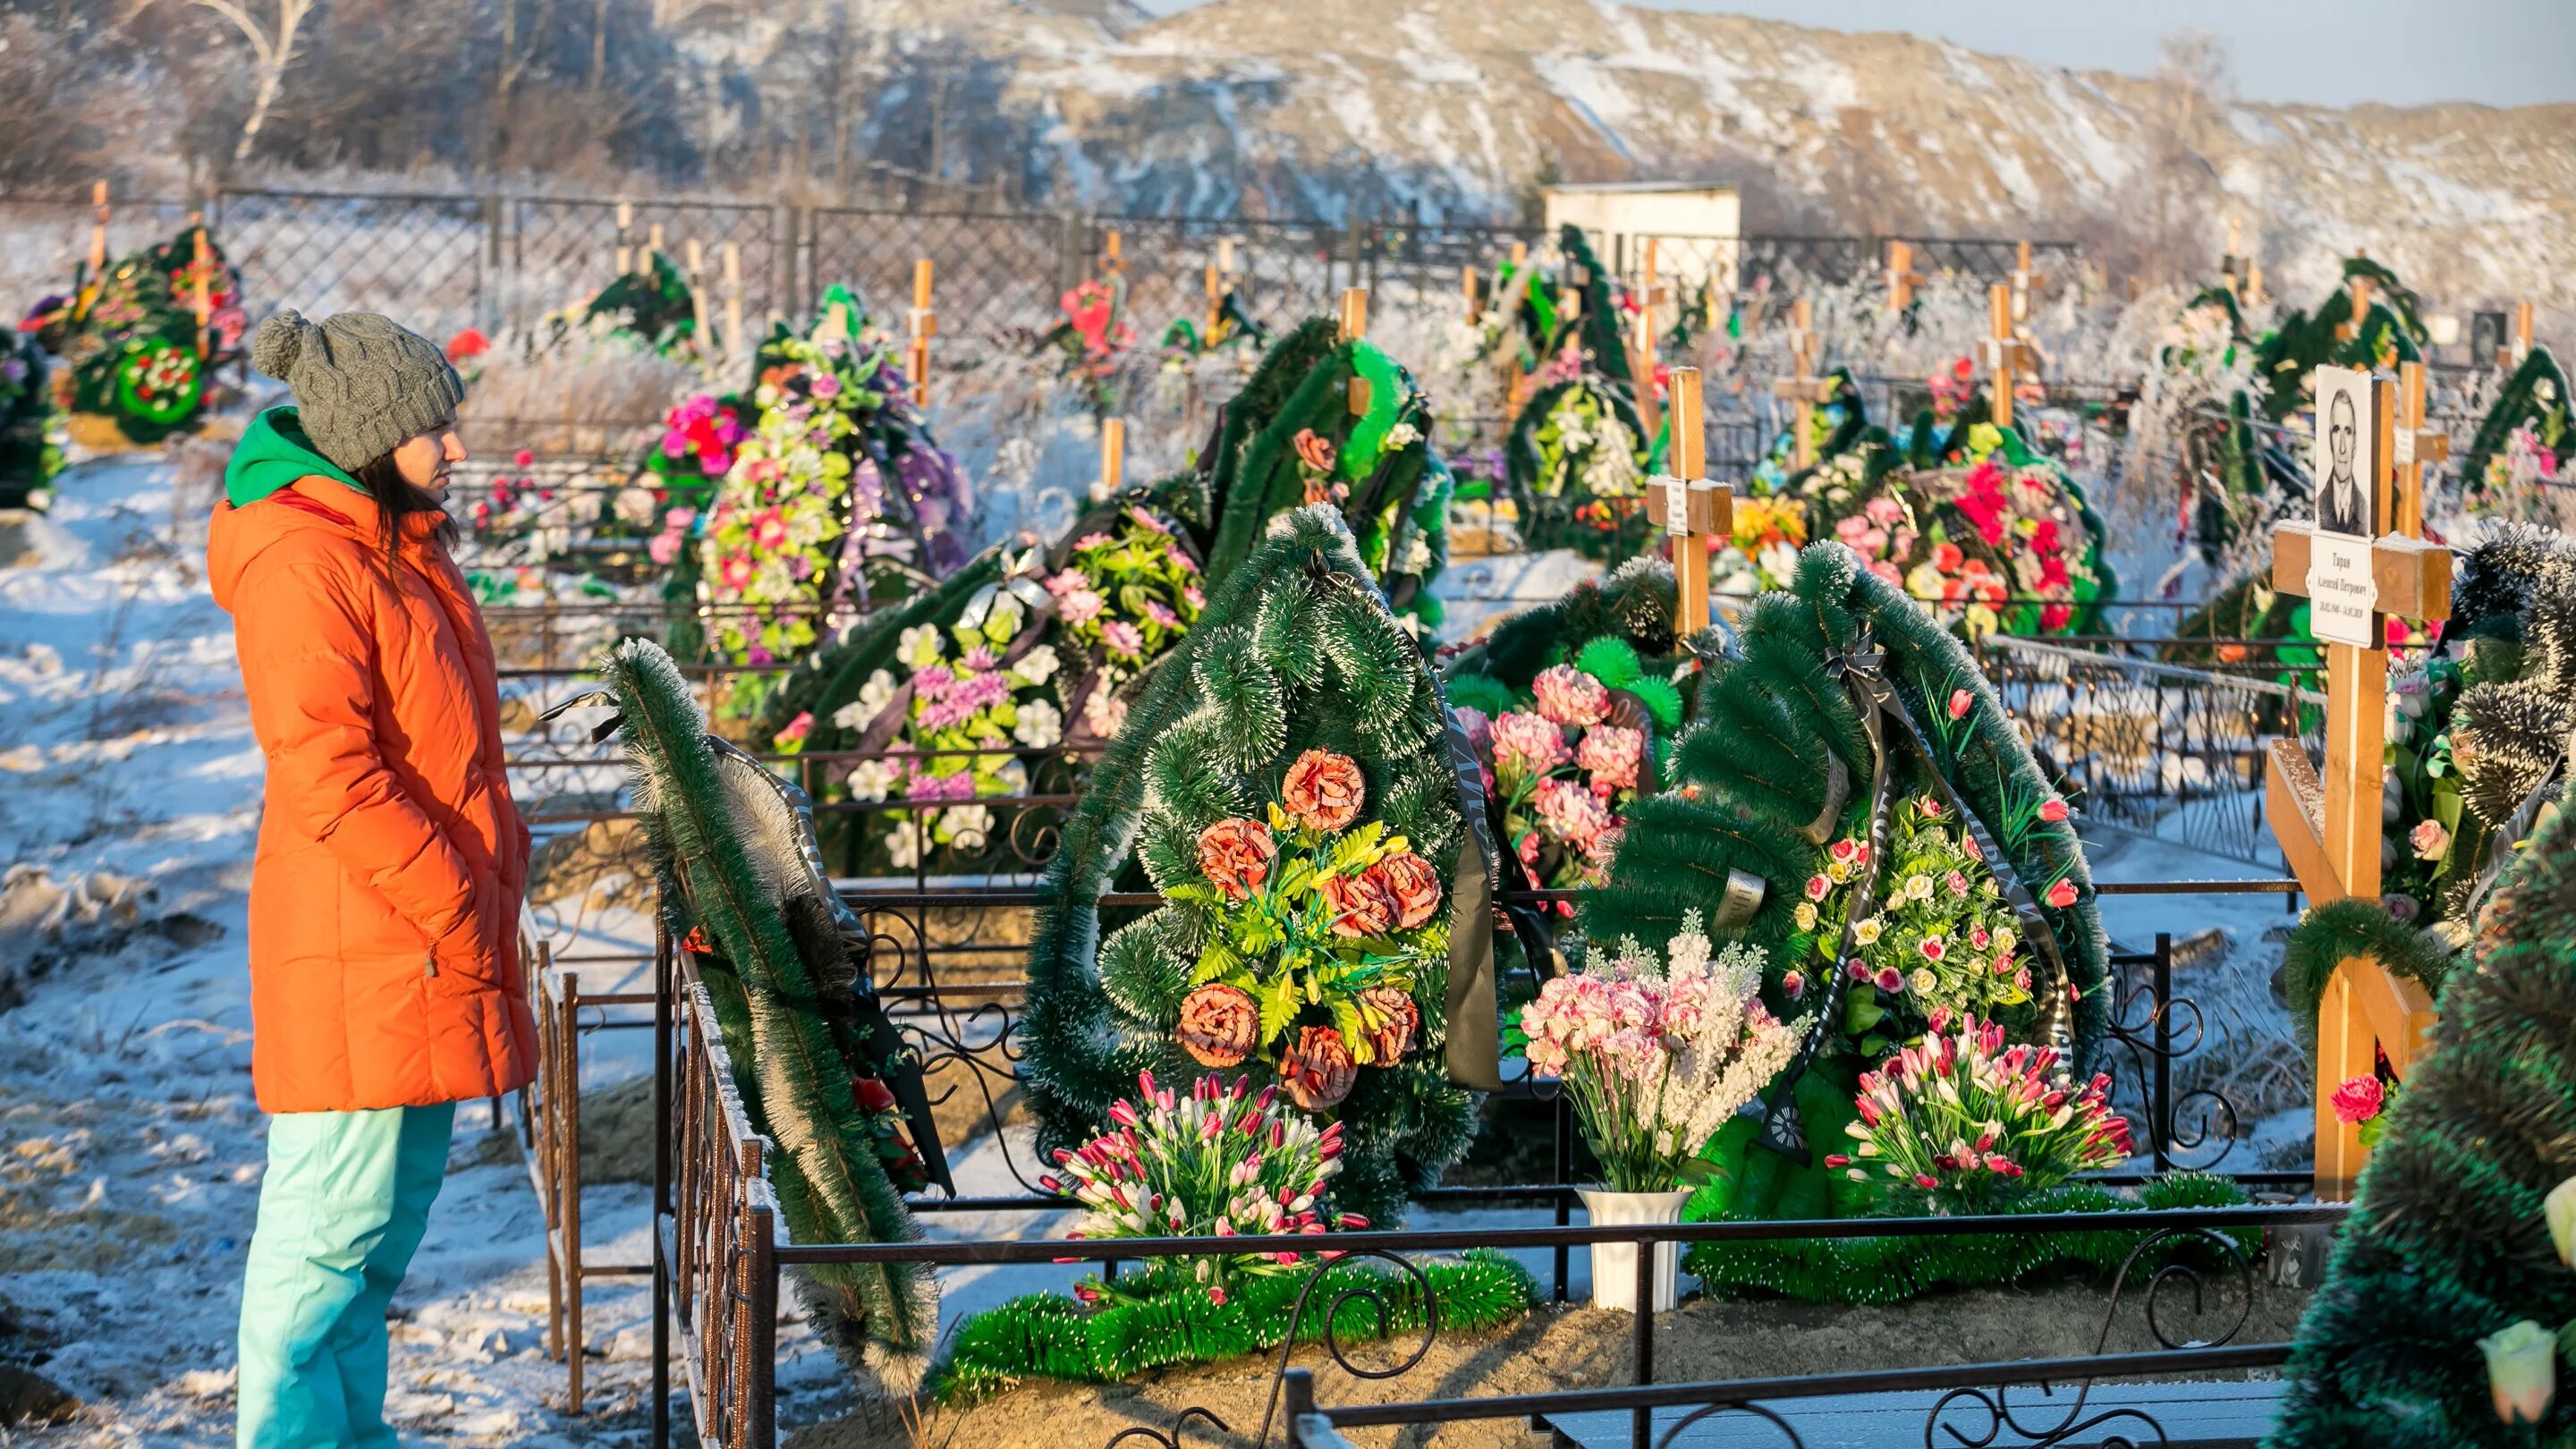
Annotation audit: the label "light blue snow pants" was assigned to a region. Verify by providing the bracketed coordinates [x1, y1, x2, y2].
[236, 1102, 455, 1449]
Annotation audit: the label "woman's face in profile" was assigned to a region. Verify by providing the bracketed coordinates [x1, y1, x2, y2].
[390, 419, 466, 502]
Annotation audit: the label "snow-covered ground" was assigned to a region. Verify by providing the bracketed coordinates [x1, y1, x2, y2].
[0, 445, 2314, 1446]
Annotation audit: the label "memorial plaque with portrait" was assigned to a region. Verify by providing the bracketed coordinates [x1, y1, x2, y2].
[2306, 365, 2381, 646]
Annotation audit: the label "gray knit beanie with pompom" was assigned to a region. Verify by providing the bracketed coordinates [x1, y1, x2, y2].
[250, 309, 464, 473]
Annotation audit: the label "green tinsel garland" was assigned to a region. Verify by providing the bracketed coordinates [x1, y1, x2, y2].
[2278, 898, 2462, 1063]
[2266, 777, 2576, 1447]
[597, 640, 936, 1388]
[1685, 1173, 2255, 1305]
[939, 1250, 1535, 1399]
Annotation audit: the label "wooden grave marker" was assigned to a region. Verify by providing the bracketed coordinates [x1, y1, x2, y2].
[1770, 298, 1835, 470]
[188, 222, 215, 360]
[2334, 255, 2374, 343]
[1631, 238, 1665, 441]
[2009, 241, 2046, 328]
[1641, 367, 1733, 636]
[1885, 240, 1924, 311]
[87, 179, 109, 279]
[1095, 417, 1125, 503]
[907, 258, 936, 409]
[721, 243, 745, 379]
[1339, 286, 1370, 415]
[1982, 284, 2040, 429]
[2262, 362, 2452, 1200]
[682, 239, 715, 378]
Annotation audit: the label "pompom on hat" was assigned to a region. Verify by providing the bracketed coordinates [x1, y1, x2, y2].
[250, 309, 463, 473]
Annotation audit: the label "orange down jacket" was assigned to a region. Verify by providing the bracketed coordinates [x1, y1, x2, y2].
[209, 456, 538, 1113]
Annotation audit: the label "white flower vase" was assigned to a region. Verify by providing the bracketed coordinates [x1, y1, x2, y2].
[1579, 1186, 1693, 1314]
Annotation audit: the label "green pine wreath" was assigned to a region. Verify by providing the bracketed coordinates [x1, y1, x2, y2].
[2266, 775, 2576, 1447]
[595, 639, 937, 1391]
[1021, 504, 1482, 1226]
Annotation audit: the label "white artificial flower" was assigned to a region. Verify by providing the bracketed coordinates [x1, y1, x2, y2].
[1013, 697, 1063, 750]
[613, 486, 659, 526]
[1385, 420, 1421, 449]
[941, 804, 995, 852]
[992, 757, 1030, 795]
[898, 624, 943, 670]
[845, 758, 902, 802]
[1011, 644, 1061, 687]
[885, 820, 921, 869]
[1403, 534, 1432, 574]
[859, 668, 899, 719]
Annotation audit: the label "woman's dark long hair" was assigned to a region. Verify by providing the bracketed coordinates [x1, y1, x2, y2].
[350, 453, 460, 565]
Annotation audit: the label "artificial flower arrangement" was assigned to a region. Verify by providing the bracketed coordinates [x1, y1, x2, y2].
[793, 587, 1065, 870]
[2377, 651, 2472, 927]
[696, 292, 974, 674]
[1160, 750, 1448, 1107]
[21, 223, 240, 444]
[580, 248, 704, 357]
[0, 331, 59, 506]
[1045, 505, 1208, 739]
[1453, 642, 1681, 895]
[1505, 377, 1653, 558]
[1831, 1012, 2131, 1213]
[1510, 912, 1807, 1190]
[1792, 785, 2064, 1060]
[938, 1070, 1532, 1394]
[1038, 276, 1136, 419]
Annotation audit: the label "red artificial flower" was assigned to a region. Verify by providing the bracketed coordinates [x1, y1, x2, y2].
[2038, 798, 2070, 823]
[2330, 1075, 2385, 1125]
[2045, 877, 2079, 909]
[1947, 688, 1972, 719]
[1932, 541, 1966, 573]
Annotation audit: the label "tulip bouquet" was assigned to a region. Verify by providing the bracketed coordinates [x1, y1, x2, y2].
[1045, 1071, 1358, 1304]
[1832, 1013, 2132, 1213]
[1044, 507, 1207, 739]
[1162, 750, 1447, 1109]
[1512, 913, 1806, 1192]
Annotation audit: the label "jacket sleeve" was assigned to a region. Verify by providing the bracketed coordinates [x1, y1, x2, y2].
[235, 543, 480, 955]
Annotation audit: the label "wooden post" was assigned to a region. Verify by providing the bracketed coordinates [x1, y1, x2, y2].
[1339, 286, 1370, 415]
[190, 225, 215, 360]
[1885, 240, 1923, 311]
[613, 201, 633, 278]
[1631, 238, 1664, 442]
[1770, 299, 1833, 472]
[2263, 365, 2453, 1200]
[907, 258, 935, 409]
[683, 239, 714, 374]
[721, 242, 745, 379]
[87, 180, 109, 277]
[1462, 263, 1481, 325]
[2511, 301, 2536, 366]
[2009, 241, 2045, 328]
[1983, 284, 2038, 430]
[1642, 368, 1732, 637]
[2393, 361, 2447, 538]
[1097, 417, 1125, 502]
[2336, 258, 2375, 343]
[1101, 229, 1124, 277]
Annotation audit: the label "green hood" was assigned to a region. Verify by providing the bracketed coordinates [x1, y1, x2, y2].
[225, 407, 363, 508]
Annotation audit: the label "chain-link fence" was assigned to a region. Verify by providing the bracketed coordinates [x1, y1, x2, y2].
[4, 184, 2081, 369]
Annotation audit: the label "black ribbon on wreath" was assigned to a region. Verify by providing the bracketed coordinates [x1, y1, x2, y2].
[1751, 633, 2077, 1164]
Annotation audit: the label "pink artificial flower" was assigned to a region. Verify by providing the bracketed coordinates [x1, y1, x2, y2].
[1804, 874, 1831, 902]
[1045, 568, 1092, 597]
[810, 372, 843, 399]
[1864, 495, 1905, 528]
[2330, 1075, 2385, 1125]
[1531, 665, 1610, 727]
[1945, 870, 1969, 896]
[1182, 584, 1206, 610]
[1574, 724, 1644, 792]
[1948, 688, 1972, 719]
[2045, 877, 2079, 909]
[1919, 936, 1946, 962]
[1782, 970, 1805, 1000]
[1874, 966, 1905, 994]
[776, 711, 813, 742]
[720, 555, 754, 589]
[1059, 589, 1106, 625]
[1532, 777, 1614, 856]
[1489, 710, 1571, 777]
[2038, 798, 2070, 823]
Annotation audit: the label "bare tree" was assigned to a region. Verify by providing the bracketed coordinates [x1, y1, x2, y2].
[2140, 28, 2233, 289]
[188, 0, 312, 163]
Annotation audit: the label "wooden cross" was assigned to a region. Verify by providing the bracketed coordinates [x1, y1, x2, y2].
[1769, 299, 1835, 470]
[2261, 365, 2453, 1200]
[1641, 367, 1733, 636]
[1339, 286, 1371, 415]
[2505, 301, 2536, 368]
[1462, 263, 1482, 326]
[2334, 256, 2375, 343]
[2391, 361, 2447, 535]
[87, 179, 109, 279]
[1095, 417, 1125, 503]
[2008, 241, 2046, 328]
[2221, 216, 2247, 298]
[907, 258, 936, 409]
[1100, 229, 1125, 278]
[721, 243, 746, 379]
[1982, 284, 2040, 429]
[683, 239, 716, 377]
[188, 222, 215, 360]
[1885, 240, 1924, 311]
[1204, 237, 1239, 339]
[1631, 238, 1665, 442]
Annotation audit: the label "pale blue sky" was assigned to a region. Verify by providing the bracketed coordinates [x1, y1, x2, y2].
[1129, 0, 2576, 109]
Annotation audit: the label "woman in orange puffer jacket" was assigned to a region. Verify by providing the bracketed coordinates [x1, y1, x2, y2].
[209, 309, 536, 1449]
